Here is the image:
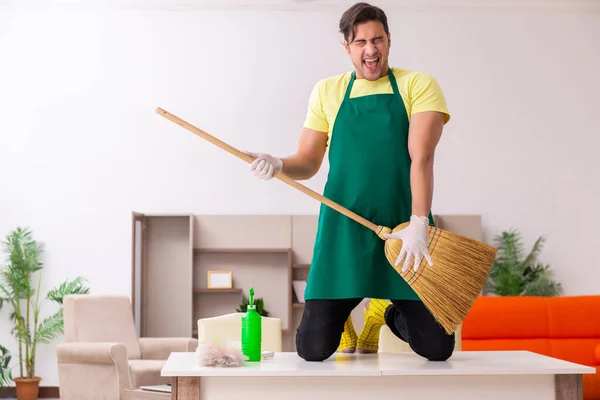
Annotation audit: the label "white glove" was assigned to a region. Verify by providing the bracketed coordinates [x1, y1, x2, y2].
[384, 215, 433, 273]
[245, 151, 283, 180]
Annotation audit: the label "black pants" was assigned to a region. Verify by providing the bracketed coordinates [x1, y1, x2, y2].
[296, 298, 455, 362]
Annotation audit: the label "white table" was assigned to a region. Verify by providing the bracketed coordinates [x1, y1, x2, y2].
[161, 350, 595, 400]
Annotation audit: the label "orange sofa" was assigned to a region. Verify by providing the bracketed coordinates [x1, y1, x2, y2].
[462, 295, 600, 400]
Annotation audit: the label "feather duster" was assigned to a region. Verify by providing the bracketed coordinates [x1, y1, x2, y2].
[195, 339, 245, 367]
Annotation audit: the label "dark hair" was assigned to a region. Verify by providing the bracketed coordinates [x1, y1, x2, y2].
[339, 2, 389, 43]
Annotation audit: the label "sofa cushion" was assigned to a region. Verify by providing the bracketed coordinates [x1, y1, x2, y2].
[550, 338, 600, 366]
[548, 296, 600, 338]
[464, 296, 600, 340]
[462, 296, 550, 339]
[128, 359, 170, 388]
[461, 338, 552, 356]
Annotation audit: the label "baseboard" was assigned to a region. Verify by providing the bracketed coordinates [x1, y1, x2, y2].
[0, 386, 60, 398]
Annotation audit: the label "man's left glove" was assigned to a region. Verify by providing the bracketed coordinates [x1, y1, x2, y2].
[384, 215, 433, 273]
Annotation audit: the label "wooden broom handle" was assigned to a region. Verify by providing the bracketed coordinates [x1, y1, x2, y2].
[155, 107, 382, 235]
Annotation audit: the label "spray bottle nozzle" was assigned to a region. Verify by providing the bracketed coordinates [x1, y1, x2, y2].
[249, 287, 255, 309]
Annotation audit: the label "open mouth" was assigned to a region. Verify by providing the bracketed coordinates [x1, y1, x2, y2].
[363, 57, 379, 72]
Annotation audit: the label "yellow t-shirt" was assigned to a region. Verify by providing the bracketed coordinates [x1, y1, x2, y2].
[303, 67, 450, 145]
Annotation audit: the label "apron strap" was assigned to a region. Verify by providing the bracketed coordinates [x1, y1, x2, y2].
[343, 71, 356, 101]
[388, 68, 400, 96]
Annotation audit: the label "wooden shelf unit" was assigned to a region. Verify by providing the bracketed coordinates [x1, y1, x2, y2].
[196, 248, 292, 253]
[193, 288, 243, 293]
[132, 213, 313, 351]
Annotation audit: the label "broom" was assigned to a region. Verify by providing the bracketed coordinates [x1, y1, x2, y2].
[155, 107, 497, 335]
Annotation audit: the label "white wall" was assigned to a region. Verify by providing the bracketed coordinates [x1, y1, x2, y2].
[1, 0, 599, 387]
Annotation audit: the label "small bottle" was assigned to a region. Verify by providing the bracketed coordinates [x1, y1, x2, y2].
[241, 287, 262, 362]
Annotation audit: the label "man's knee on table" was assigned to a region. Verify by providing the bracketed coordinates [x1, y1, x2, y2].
[296, 340, 337, 362]
[413, 335, 455, 362]
[296, 332, 337, 362]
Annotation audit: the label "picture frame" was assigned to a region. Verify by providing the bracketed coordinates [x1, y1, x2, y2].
[207, 270, 233, 289]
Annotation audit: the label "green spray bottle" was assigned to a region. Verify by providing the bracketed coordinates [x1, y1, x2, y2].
[241, 287, 262, 362]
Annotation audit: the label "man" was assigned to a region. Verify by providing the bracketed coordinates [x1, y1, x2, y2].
[246, 2, 454, 362]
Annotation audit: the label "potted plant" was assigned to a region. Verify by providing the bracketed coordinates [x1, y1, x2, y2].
[482, 228, 563, 296]
[236, 294, 269, 317]
[0, 227, 90, 400]
[0, 345, 13, 391]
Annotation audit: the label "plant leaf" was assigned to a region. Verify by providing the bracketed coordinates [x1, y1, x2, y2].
[0, 345, 13, 389]
[46, 276, 90, 304]
[35, 310, 64, 345]
[523, 236, 545, 267]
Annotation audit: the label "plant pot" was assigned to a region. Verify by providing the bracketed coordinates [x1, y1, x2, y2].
[14, 377, 41, 400]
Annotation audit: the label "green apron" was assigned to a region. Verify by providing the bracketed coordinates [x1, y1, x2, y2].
[304, 68, 434, 302]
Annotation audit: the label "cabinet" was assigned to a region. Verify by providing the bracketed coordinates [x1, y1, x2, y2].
[131, 213, 319, 351]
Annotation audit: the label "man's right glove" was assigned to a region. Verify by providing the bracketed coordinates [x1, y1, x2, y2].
[384, 215, 433, 273]
[245, 151, 282, 180]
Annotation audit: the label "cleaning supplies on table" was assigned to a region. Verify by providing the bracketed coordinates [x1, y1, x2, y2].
[241, 286, 262, 362]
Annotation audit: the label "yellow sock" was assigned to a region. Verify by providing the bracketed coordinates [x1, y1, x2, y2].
[337, 316, 357, 353]
[357, 298, 391, 353]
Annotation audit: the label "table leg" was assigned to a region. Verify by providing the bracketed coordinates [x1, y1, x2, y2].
[171, 377, 200, 400]
[555, 374, 583, 400]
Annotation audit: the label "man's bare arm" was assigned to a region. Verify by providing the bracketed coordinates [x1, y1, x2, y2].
[407, 111, 445, 218]
[280, 127, 329, 180]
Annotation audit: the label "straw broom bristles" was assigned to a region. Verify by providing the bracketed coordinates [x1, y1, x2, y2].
[381, 223, 498, 335]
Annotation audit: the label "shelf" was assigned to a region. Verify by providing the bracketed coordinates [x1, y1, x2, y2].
[194, 288, 243, 294]
[195, 248, 291, 253]
[293, 263, 310, 269]
[141, 213, 193, 217]
[292, 303, 305, 308]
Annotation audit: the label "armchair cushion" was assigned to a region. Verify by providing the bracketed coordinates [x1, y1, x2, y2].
[138, 337, 198, 360]
[128, 360, 169, 388]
